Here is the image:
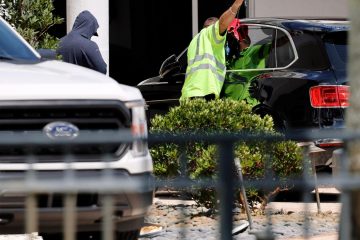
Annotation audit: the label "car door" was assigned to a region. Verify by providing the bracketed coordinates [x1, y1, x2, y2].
[137, 49, 187, 123]
[227, 23, 300, 129]
[221, 24, 298, 107]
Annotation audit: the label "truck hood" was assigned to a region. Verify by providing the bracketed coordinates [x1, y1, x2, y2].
[0, 60, 143, 102]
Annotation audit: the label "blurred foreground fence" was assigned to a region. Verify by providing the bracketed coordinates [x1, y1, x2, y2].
[0, 129, 357, 239]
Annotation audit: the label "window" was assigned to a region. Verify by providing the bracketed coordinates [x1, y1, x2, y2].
[324, 31, 347, 72]
[222, 24, 297, 102]
[226, 25, 297, 71]
[289, 31, 329, 70]
[0, 20, 39, 61]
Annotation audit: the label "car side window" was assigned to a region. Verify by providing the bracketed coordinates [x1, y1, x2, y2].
[290, 31, 330, 70]
[226, 25, 297, 71]
[226, 25, 273, 70]
[269, 29, 295, 68]
[265, 28, 297, 69]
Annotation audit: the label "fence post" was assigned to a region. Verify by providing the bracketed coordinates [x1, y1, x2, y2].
[346, 0, 360, 238]
[218, 142, 234, 239]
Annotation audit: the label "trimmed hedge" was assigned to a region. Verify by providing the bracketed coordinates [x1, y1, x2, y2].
[150, 99, 303, 209]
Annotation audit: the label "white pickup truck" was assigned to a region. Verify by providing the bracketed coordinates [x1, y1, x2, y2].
[0, 16, 153, 239]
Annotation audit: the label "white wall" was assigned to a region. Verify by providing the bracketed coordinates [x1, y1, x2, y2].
[66, 0, 109, 73]
[248, 0, 348, 19]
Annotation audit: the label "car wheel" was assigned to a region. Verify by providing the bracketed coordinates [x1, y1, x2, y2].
[116, 229, 140, 240]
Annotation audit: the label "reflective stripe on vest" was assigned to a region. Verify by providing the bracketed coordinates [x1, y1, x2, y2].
[185, 63, 225, 82]
[187, 24, 226, 83]
[188, 53, 226, 71]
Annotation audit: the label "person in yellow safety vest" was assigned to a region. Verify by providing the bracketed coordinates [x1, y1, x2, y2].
[222, 20, 271, 105]
[180, 0, 245, 101]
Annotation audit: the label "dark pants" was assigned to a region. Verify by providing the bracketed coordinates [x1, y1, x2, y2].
[190, 94, 216, 101]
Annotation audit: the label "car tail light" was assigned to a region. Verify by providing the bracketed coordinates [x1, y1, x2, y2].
[309, 85, 349, 108]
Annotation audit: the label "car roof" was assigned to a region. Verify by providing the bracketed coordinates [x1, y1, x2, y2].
[240, 17, 349, 32]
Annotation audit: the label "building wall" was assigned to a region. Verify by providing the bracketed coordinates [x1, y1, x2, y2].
[248, 0, 348, 18]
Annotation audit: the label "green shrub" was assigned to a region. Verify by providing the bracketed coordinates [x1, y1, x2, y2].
[150, 99, 303, 209]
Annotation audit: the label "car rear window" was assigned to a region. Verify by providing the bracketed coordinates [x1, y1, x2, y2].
[323, 31, 347, 71]
[290, 31, 329, 70]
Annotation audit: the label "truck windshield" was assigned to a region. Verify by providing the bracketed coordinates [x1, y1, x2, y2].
[0, 20, 39, 61]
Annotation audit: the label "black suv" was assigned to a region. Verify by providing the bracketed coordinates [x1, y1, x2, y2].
[137, 18, 348, 149]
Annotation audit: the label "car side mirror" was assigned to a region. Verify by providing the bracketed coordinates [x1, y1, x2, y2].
[159, 54, 181, 78]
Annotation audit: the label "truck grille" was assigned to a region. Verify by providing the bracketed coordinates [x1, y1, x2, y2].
[0, 100, 131, 162]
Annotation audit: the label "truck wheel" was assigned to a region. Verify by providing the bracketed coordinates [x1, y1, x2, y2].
[116, 229, 140, 240]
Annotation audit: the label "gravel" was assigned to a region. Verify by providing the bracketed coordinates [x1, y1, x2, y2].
[142, 199, 340, 240]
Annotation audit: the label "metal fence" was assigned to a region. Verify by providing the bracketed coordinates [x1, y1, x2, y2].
[0, 129, 354, 239]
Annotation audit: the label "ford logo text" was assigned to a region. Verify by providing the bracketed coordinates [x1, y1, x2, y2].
[43, 121, 80, 140]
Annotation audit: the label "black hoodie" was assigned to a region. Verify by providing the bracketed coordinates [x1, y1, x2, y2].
[57, 10, 107, 74]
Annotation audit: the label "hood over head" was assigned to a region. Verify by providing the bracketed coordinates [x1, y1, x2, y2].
[72, 10, 99, 39]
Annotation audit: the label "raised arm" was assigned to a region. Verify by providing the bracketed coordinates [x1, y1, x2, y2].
[219, 0, 244, 35]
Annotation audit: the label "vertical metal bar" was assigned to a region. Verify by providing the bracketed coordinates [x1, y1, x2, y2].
[301, 144, 312, 239]
[63, 152, 76, 240]
[340, 190, 351, 240]
[339, 148, 351, 240]
[25, 193, 38, 234]
[311, 154, 321, 214]
[218, 142, 234, 240]
[179, 143, 188, 239]
[102, 195, 114, 240]
[262, 151, 275, 240]
[102, 153, 114, 240]
[26, 154, 38, 234]
[192, 0, 199, 36]
[64, 193, 76, 240]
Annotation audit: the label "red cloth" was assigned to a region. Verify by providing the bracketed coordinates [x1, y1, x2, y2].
[228, 19, 248, 41]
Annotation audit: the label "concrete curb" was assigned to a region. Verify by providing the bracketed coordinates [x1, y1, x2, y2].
[154, 198, 342, 214]
[267, 202, 341, 213]
[289, 233, 338, 240]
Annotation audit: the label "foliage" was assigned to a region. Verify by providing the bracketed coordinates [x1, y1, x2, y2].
[150, 99, 303, 209]
[0, 0, 63, 49]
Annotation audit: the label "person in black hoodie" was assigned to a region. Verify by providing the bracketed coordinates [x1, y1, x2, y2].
[57, 10, 107, 74]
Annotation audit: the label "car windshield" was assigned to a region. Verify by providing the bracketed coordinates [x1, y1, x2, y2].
[324, 31, 347, 71]
[0, 20, 39, 61]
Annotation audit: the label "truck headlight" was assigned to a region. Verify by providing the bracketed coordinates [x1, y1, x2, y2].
[126, 101, 148, 157]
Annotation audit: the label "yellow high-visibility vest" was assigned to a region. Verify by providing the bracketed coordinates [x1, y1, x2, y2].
[180, 21, 226, 100]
